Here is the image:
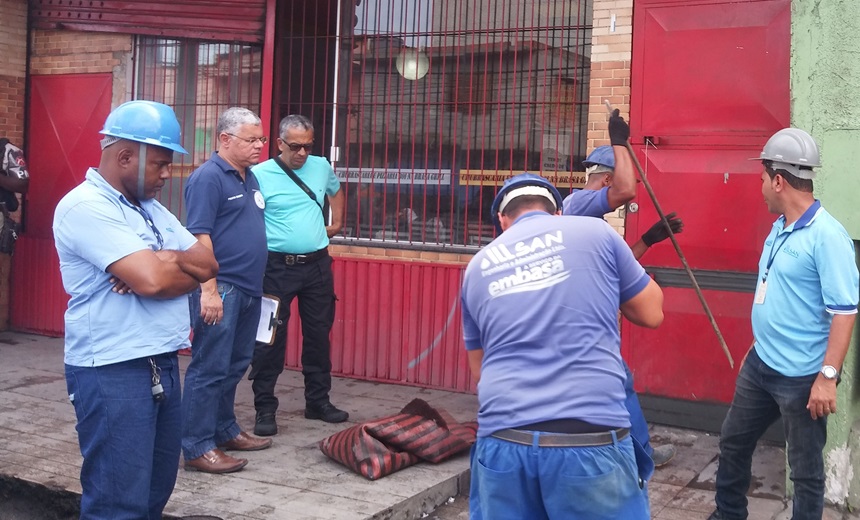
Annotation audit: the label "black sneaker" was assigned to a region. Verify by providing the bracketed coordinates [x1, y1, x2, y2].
[254, 412, 277, 436]
[304, 402, 349, 423]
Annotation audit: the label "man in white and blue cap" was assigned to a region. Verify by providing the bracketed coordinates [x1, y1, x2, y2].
[461, 172, 665, 519]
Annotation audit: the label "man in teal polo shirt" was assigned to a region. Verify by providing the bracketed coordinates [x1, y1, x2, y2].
[248, 114, 347, 435]
[709, 128, 859, 520]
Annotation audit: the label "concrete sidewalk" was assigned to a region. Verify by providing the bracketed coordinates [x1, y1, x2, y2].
[0, 331, 857, 519]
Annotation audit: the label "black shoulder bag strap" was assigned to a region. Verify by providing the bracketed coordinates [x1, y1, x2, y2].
[273, 156, 330, 225]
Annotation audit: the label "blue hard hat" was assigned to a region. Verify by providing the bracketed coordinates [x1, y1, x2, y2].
[490, 173, 563, 233]
[582, 145, 614, 170]
[100, 100, 188, 154]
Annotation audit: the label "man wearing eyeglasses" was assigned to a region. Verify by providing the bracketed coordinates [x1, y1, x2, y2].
[248, 114, 347, 436]
[182, 107, 271, 474]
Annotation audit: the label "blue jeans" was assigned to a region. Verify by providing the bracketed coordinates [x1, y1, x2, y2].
[469, 432, 649, 520]
[714, 349, 826, 520]
[66, 353, 181, 520]
[623, 361, 652, 457]
[182, 283, 261, 460]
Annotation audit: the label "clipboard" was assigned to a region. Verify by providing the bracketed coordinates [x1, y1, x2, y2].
[256, 294, 282, 345]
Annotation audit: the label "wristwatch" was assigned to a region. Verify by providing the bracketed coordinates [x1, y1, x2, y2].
[820, 365, 839, 380]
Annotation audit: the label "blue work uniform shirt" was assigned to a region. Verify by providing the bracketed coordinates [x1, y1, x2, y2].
[752, 200, 859, 377]
[461, 211, 651, 437]
[184, 152, 267, 297]
[53, 168, 198, 367]
[252, 155, 340, 254]
[562, 187, 611, 217]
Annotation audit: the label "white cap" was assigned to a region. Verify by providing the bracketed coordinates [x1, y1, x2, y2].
[498, 185, 558, 214]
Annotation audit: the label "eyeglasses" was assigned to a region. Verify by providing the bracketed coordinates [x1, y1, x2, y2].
[279, 139, 314, 153]
[226, 133, 268, 145]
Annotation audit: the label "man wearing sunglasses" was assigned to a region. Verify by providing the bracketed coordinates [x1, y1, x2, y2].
[249, 114, 347, 436]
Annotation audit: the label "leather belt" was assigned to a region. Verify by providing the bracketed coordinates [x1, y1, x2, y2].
[269, 248, 328, 266]
[491, 427, 629, 448]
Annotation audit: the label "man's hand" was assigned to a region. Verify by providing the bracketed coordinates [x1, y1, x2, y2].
[609, 109, 630, 146]
[109, 276, 135, 295]
[807, 374, 837, 420]
[199, 286, 224, 326]
[642, 212, 684, 247]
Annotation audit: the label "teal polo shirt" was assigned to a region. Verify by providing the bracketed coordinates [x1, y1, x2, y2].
[252, 155, 340, 254]
[752, 200, 859, 377]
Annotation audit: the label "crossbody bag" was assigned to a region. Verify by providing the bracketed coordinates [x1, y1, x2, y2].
[273, 156, 330, 225]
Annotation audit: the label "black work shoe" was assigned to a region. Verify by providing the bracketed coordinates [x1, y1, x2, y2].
[254, 412, 277, 436]
[304, 402, 349, 423]
[707, 510, 726, 520]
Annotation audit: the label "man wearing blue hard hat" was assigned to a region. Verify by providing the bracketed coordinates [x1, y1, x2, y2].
[563, 109, 683, 469]
[53, 100, 218, 518]
[461, 171, 664, 519]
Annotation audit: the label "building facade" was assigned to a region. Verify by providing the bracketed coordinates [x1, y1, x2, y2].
[3, 0, 860, 507]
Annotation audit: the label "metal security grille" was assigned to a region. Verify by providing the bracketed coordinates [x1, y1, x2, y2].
[335, 0, 592, 249]
[133, 37, 263, 219]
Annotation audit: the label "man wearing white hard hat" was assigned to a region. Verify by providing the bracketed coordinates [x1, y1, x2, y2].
[709, 128, 859, 520]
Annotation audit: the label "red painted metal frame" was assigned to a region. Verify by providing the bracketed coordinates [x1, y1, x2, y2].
[625, 0, 791, 404]
[30, 0, 266, 44]
[12, 74, 113, 336]
[258, 0, 277, 162]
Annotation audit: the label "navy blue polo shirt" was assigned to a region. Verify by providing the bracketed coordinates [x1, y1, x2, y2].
[184, 152, 267, 296]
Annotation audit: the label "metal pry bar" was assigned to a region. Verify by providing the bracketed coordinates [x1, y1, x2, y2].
[604, 99, 734, 368]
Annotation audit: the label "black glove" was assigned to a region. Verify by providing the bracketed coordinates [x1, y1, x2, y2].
[642, 212, 683, 247]
[608, 108, 630, 146]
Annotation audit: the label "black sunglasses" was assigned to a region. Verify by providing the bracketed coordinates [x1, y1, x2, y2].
[278, 138, 314, 152]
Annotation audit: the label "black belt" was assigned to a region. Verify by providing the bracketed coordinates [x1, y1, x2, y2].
[491, 427, 629, 448]
[269, 248, 328, 266]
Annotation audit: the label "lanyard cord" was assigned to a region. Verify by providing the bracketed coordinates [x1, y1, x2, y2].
[120, 197, 164, 251]
[763, 232, 792, 283]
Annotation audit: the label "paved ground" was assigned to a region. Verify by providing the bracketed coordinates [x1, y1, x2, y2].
[1, 331, 858, 519]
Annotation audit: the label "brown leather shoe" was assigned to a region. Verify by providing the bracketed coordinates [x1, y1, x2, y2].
[184, 449, 248, 474]
[218, 431, 273, 452]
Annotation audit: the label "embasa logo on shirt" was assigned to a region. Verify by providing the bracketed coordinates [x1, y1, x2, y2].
[480, 231, 563, 269]
[783, 245, 799, 258]
[488, 257, 568, 298]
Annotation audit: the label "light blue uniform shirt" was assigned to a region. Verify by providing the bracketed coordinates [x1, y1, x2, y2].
[752, 200, 859, 377]
[461, 212, 651, 437]
[53, 168, 198, 367]
[562, 187, 611, 217]
[252, 155, 340, 254]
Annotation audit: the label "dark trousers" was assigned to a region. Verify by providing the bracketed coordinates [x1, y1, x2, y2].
[714, 349, 826, 520]
[249, 252, 336, 413]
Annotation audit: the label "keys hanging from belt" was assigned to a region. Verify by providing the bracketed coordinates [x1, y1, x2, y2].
[149, 358, 165, 402]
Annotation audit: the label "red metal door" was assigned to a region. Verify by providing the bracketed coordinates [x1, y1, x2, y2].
[624, 0, 790, 403]
[11, 74, 112, 335]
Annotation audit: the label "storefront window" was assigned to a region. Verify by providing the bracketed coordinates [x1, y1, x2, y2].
[133, 37, 263, 220]
[337, 0, 592, 249]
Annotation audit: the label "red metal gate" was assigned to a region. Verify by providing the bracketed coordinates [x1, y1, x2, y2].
[624, 0, 791, 404]
[282, 257, 475, 392]
[12, 74, 113, 335]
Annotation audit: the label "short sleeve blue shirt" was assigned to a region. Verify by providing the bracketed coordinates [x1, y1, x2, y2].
[184, 152, 268, 296]
[252, 155, 340, 254]
[53, 168, 198, 367]
[460, 212, 651, 437]
[562, 187, 611, 217]
[752, 201, 859, 376]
